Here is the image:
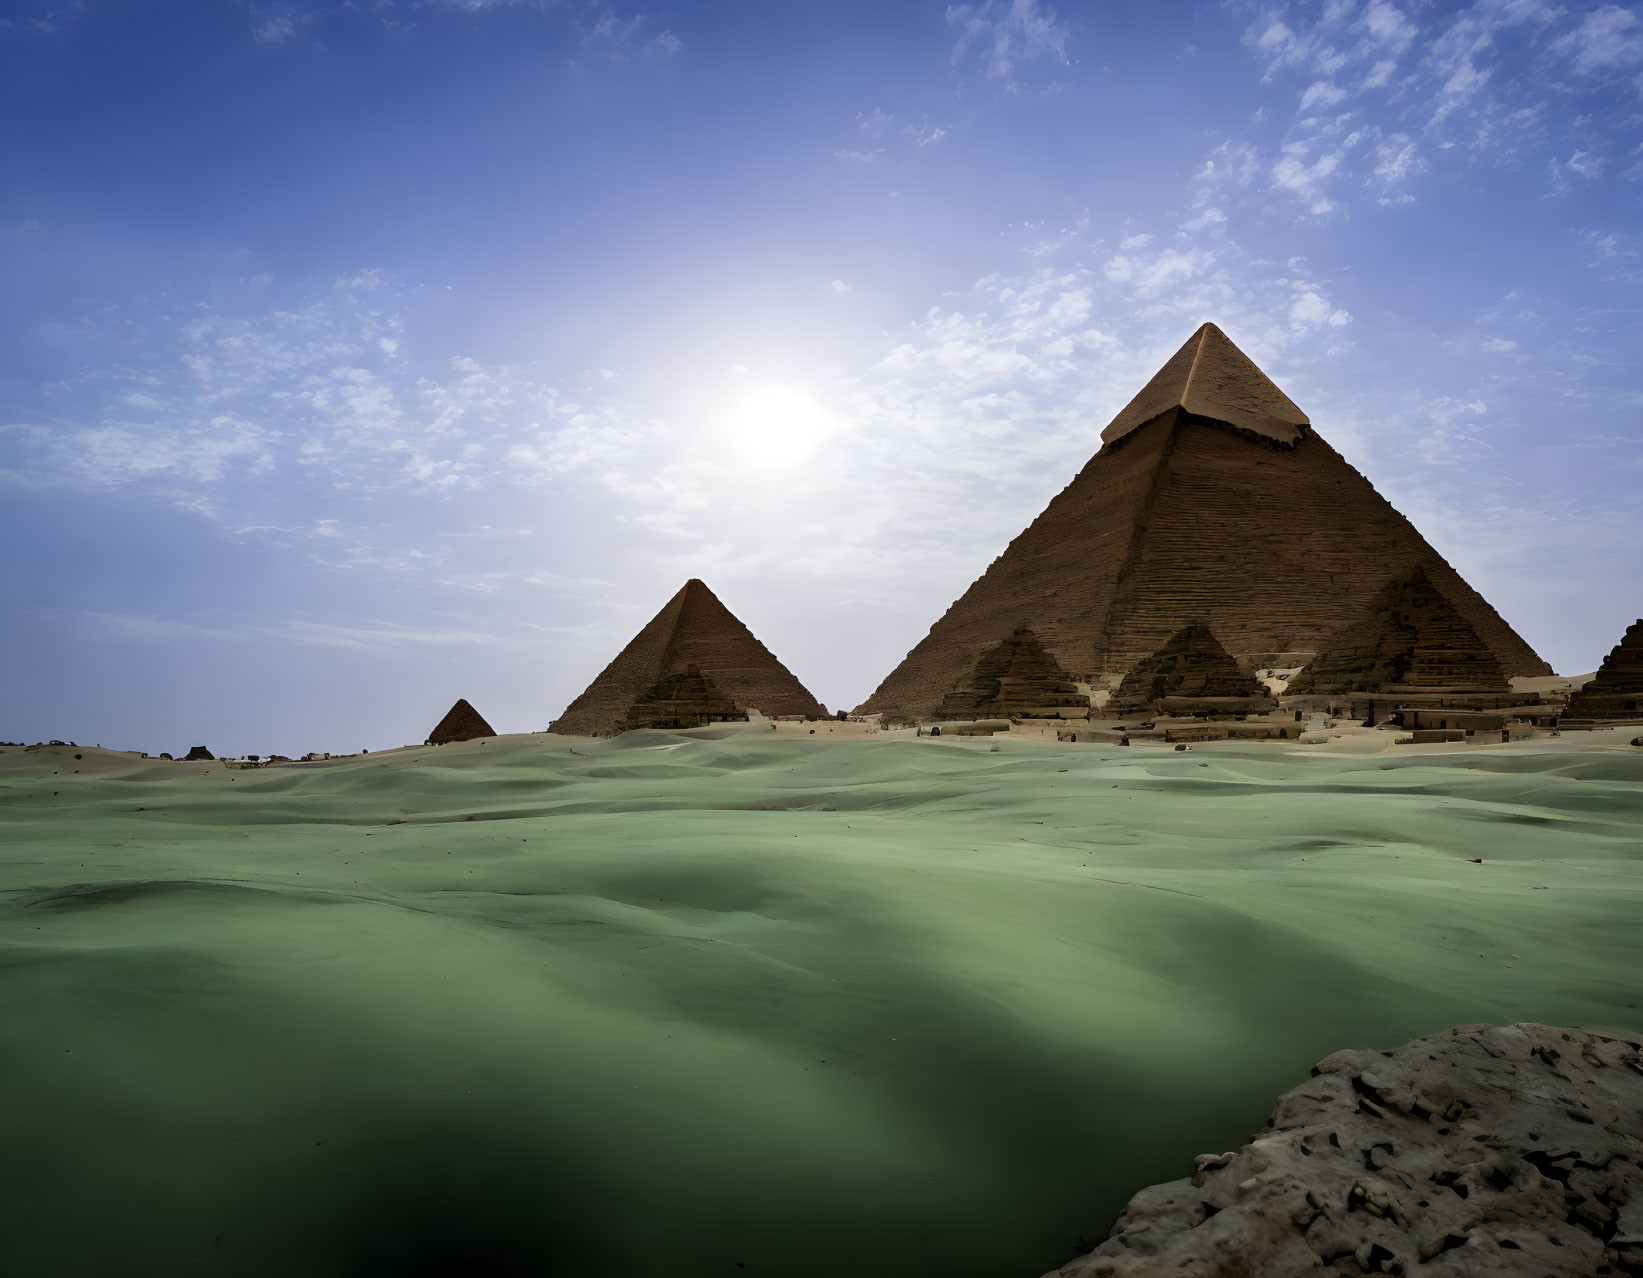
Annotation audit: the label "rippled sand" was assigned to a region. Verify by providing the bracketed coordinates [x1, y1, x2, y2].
[2, 728, 1639, 1276]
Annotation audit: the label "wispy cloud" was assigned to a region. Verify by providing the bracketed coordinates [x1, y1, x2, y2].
[947, 0, 1071, 89]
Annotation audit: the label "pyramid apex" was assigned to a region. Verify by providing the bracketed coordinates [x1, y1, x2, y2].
[1101, 323, 1311, 447]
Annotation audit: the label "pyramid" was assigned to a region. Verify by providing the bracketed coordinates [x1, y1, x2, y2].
[854, 323, 1548, 724]
[932, 627, 1088, 720]
[1109, 623, 1266, 715]
[550, 579, 828, 737]
[1287, 566, 1510, 695]
[1564, 619, 1643, 720]
[622, 664, 749, 731]
[426, 698, 496, 745]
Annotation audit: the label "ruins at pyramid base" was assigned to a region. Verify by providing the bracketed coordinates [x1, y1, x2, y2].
[426, 698, 496, 745]
[1563, 619, 1643, 721]
[1287, 566, 1510, 698]
[622, 665, 749, 731]
[932, 627, 1088, 721]
[551, 579, 828, 737]
[1108, 623, 1269, 716]
[854, 323, 1548, 726]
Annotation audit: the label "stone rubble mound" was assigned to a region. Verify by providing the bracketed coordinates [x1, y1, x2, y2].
[1044, 1022, 1643, 1277]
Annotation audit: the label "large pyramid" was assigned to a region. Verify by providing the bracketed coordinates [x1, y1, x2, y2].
[426, 698, 496, 745]
[1287, 567, 1509, 695]
[1564, 619, 1643, 720]
[855, 323, 1548, 724]
[550, 579, 829, 736]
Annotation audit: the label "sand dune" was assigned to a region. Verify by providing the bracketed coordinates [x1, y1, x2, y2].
[0, 728, 1639, 1276]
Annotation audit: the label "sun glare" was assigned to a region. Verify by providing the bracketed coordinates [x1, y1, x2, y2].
[720, 382, 835, 473]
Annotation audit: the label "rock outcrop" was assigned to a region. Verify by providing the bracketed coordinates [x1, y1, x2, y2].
[426, 698, 496, 745]
[621, 664, 748, 731]
[1289, 567, 1510, 695]
[1044, 1022, 1643, 1278]
[933, 628, 1089, 721]
[853, 323, 1547, 725]
[182, 746, 214, 761]
[1108, 623, 1266, 715]
[550, 579, 828, 737]
[1565, 620, 1643, 721]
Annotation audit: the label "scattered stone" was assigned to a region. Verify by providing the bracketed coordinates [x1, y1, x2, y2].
[1043, 1023, 1643, 1277]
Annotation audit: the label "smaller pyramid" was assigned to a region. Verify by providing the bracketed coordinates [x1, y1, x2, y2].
[1289, 567, 1509, 695]
[1101, 323, 1311, 447]
[426, 698, 496, 745]
[622, 665, 749, 731]
[1109, 624, 1266, 715]
[550, 579, 828, 737]
[183, 745, 215, 761]
[1564, 620, 1643, 720]
[933, 628, 1088, 720]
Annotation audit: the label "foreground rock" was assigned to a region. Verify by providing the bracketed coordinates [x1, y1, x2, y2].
[1045, 1023, 1643, 1277]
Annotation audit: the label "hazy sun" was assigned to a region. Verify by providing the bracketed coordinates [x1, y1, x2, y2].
[720, 382, 835, 472]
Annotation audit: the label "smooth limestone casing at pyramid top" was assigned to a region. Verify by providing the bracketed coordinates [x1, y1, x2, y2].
[855, 323, 1549, 725]
[551, 579, 829, 737]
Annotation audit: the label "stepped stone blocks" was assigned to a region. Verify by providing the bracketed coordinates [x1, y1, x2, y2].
[426, 698, 496, 745]
[622, 665, 749, 731]
[1288, 566, 1510, 695]
[1564, 619, 1643, 720]
[854, 323, 1547, 725]
[1108, 623, 1266, 715]
[550, 578, 828, 737]
[932, 627, 1089, 720]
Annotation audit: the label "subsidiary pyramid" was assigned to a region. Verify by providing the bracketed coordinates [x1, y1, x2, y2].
[1564, 619, 1643, 720]
[426, 698, 496, 745]
[550, 579, 828, 736]
[932, 627, 1087, 720]
[1109, 623, 1266, 714]
[622, 664, 749, 731]
[1287, 566, 1509, 694]
[855, 322, 1547, 724]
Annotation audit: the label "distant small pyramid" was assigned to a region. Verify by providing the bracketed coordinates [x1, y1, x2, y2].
[933, 627, 1087, 720]
[622, 664, 749, 731]
[1109, 623, 1266, 714]
[550, 579, 828, 737]
[1288, 567, 1509, 694]
[426, 698, 496, 745]
[183, 745, 214, 761]
[1101, 322, 1311, 447]
[855, 322, 1547, 725]
[1564, 619, 1643, 720]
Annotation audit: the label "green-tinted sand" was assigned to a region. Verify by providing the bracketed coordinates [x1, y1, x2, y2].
[1, 729, 1639, 1276]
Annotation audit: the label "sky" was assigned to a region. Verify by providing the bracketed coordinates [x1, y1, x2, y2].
[2, 0, 1640, 756]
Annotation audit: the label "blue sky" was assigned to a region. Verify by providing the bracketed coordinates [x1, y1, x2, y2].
[3, 0, 1640, 755]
